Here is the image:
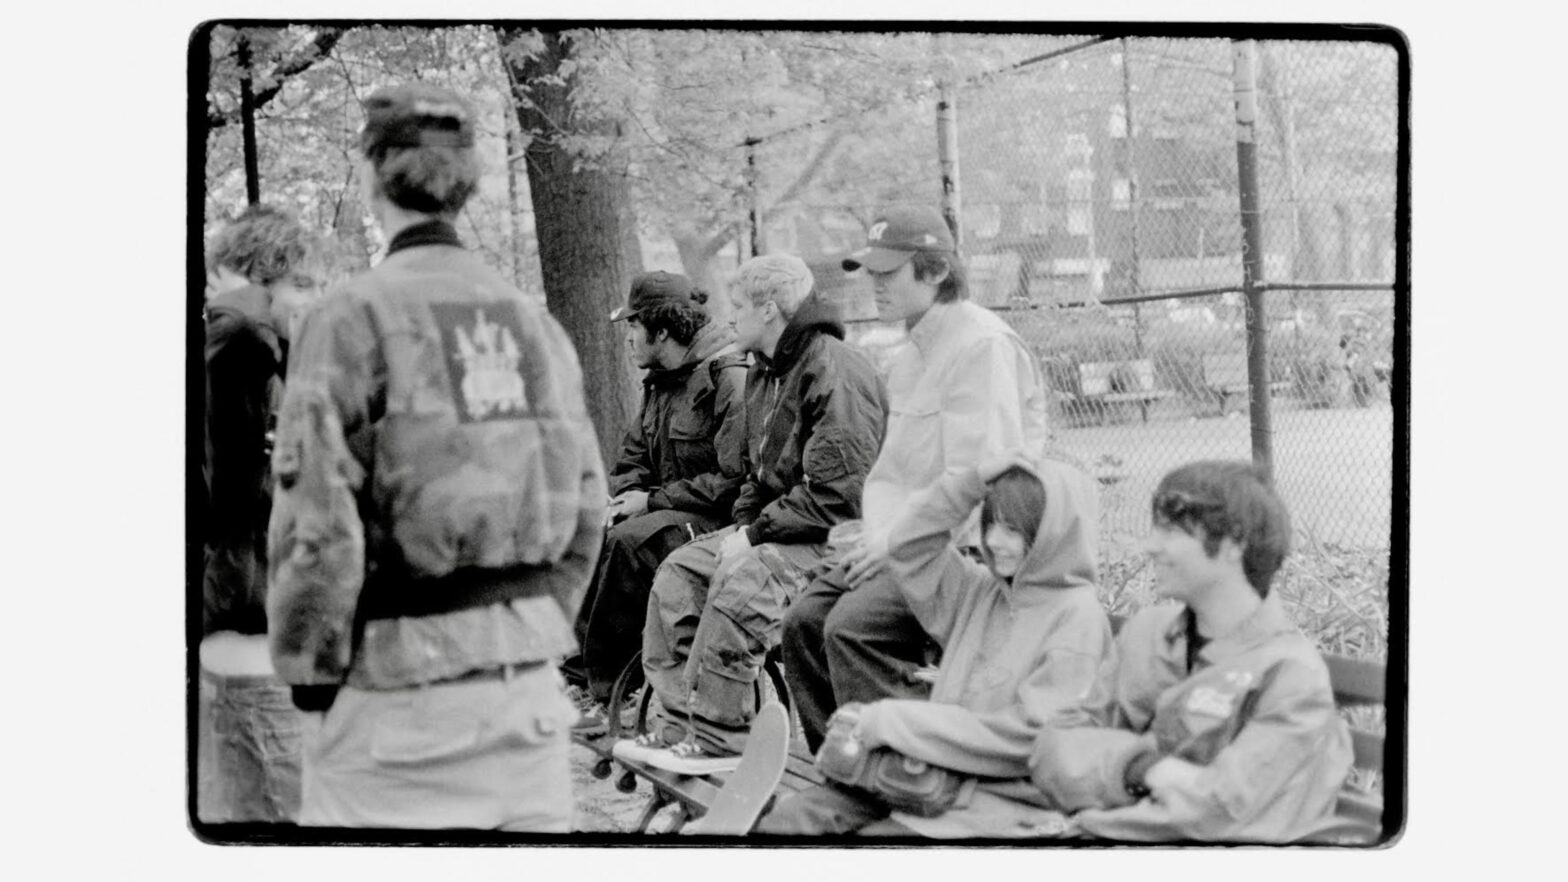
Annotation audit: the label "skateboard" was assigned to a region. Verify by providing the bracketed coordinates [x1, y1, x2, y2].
[681, 700, 791, 836]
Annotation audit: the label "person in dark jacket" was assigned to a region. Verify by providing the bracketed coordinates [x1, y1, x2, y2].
[203, 205, 323, 637]
[266, 83, 606, 831]
[613, 254, 888, 775]
[565, 271, 748, 735]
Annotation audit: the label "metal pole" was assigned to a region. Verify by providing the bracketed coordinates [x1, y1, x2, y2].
[238, 32, 260, 206]
[1232, 39, 1274, 480]
[1119, 39, 1145, 354]
[745, 136, 760, 257]
[936, 83, 961, 248]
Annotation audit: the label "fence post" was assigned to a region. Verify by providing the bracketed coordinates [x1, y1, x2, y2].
[1232, 39, 1274, 481]
[1118, 39, 1145, 354]
[745, 136, 761, 258]
[936, 83, 961, 247]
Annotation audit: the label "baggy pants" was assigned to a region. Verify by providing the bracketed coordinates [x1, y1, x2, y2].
[299, 663, 577, 831]
[643, 525, 827, 744]
[781, 560, 933, 752]
[572, 508, 724, 701]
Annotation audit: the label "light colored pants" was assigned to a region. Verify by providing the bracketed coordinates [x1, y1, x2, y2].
[300, 663, 576, 831]
[643, 525, 827, 739]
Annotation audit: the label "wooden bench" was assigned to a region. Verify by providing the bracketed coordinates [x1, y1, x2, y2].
[1050, 358, 1173, 425]
[578, 634, 1387, 842]
[1202, 352, 1291, 416]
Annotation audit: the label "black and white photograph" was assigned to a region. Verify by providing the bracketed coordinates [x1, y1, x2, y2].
[183, 17, 1408, 848]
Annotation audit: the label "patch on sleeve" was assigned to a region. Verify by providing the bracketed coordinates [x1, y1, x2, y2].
[431, 302, 531, 423]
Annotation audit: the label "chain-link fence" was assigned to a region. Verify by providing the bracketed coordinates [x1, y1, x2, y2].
[753, 35, 1399, 563]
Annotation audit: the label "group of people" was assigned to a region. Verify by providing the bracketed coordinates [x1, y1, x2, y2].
[201, 82, 1355, 841]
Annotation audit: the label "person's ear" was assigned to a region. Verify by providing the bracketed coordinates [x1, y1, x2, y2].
[923, 259, 951, 286]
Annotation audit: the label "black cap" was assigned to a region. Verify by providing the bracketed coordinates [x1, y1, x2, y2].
[360, 83, 475, 157]
[842, 205, 956, 272]
[609, 271, 698, 322]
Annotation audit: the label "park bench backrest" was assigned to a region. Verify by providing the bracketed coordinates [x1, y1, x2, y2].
[1202, 352, 1251, 388]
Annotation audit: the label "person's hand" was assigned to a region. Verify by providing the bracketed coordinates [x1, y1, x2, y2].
[616, 489, 650, 521]
[842, 532, 890, 588]
[1142, 756, 1204, 803]
[718, 528, 752, 566]
[978, 450, 1034, 484]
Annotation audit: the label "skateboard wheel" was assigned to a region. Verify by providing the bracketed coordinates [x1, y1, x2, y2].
[592, 758, 613, 779]
[616, 770, 638, 793]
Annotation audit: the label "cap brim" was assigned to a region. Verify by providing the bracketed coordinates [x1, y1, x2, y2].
[608, 306, 638, 322]
[842, 247, 916, 273]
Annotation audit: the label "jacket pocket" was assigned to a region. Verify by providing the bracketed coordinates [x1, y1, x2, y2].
[668, 410, 717, 478]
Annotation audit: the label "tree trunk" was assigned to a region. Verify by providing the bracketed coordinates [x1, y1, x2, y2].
[501, 28, 641, 468]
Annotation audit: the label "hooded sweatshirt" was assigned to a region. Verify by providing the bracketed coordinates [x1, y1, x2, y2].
[732, 292, 888, 546]
[854, 453, 1113, 780]
[607, 320, 747, 518]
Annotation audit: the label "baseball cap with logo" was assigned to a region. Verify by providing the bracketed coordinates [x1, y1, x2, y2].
[609, 271, 698, 322]
[841, 206, 956, 273]
[359, 83, 476, 158]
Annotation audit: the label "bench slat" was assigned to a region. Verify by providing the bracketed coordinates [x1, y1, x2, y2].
[1325, 654, 1386, 706]
[1350, 730, 1384, 775]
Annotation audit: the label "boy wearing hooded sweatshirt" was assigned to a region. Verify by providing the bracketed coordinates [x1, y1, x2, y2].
[1028, 461, 1353, 843]
[564, 272, 748, 734]
[757, 450, 1111, 835]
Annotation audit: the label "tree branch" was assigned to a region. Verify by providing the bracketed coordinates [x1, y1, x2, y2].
[207, 27, 346, 129]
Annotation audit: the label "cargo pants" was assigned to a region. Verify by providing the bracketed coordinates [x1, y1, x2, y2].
[643, 524, 827, 747]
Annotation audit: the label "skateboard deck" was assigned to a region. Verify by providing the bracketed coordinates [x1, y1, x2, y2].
[682, 701, 791, 835]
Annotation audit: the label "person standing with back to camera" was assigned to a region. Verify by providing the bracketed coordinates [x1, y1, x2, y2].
[265, 83, 607, 831]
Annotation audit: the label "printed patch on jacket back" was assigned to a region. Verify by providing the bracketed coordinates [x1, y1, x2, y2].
[431, 302, 532, 423]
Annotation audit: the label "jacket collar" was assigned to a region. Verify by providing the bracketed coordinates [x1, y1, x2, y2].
[764, 292, 844, 376]
[1162, 592, 1296, 666]
[906, 300, 957, 354]
[386, 219, 463, 256]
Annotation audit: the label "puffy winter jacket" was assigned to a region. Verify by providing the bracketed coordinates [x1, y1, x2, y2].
[608, 320, 748, 519]
[732, 293, 888, 546]
[1029, 595, 1354, 842]
[265, 220, 607, 688]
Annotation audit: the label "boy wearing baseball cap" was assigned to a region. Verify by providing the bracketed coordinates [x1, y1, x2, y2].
[782, 205, 1050, 753]
[564, 271, 748, 734]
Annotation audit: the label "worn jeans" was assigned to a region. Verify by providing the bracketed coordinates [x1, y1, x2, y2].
[571, 509, 723, 701]
[643, 525, 827, 743]
[299, 663, 576, 831]
[781, 560, 933, 752]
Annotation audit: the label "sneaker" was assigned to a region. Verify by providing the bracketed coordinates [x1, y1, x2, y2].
[611, 728, 680, 764]
[564, 683, 609, 737]
[640, 737, 742, 776]
[573, 701, 610, 738]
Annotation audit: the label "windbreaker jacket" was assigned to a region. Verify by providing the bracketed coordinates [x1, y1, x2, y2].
[732, 293, 888, 547]
[608, 320, 748, 519]
[1029, 596, 1354, 842]
[265, 221, 607, 688]
[856, 454, 1112, 782]
[860, 300, 1049, 546]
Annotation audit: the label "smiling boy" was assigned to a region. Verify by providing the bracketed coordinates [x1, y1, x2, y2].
[1028, 461, 1353, 842]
